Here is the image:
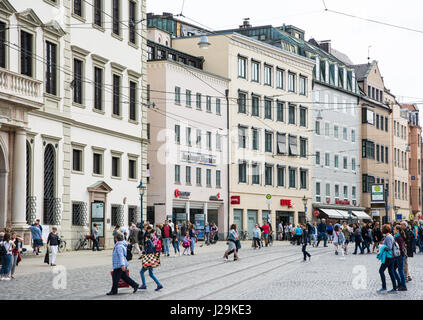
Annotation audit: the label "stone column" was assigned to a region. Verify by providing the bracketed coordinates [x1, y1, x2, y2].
[12, 130, 27, 230]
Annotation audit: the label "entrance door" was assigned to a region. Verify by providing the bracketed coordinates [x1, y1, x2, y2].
[247, 210, 258, 239]
[91, 202, 105, 247]
[233, 209, 243, 232]
[0, 142, 7, 228]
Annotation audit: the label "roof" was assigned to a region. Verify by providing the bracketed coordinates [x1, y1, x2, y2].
[401, 104, 418, 112]
[351, 62, 374, 81]
[330, 47, 354, 65]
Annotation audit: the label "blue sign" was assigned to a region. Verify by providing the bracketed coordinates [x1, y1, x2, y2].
[305, 207, 308, 213]
[411, 176, 416, 181]
[396, 214, 402, 220]
[387, 205, 390, 209]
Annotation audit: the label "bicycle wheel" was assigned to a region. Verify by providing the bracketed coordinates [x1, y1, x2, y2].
[75, 240, 82, 251]
[58, 241, 66, 253]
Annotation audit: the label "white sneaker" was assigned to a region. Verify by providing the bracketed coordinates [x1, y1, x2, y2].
[179, 252, 181, 256]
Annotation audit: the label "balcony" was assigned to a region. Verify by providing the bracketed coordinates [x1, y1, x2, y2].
[0, 68, 43, 110]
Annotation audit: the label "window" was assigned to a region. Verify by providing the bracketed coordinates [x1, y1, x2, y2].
[196, 168, 202, 185]
[206, 169, 211, 186]
[129, 1, 136, 44]
[252, 96, 260, 117]
[325, 123, 330, 136]
[252, 129, 259, 151]
[316, 151, 320, 165]
[335, 185, 340, 199]
[300, 170, 307, 189]
[94, 67, 103, 110]
[326, 183, 331, 202]
[315, 121, 321, 135]
[216, 170, 221, 187]
[277, 166, 285, 187]
[186, 127, 192, 146]
[94, 0, 102, 27]
[264, 65, 272, 86]
[276, 102, 284, 122]
[351, 129, 356, 142]
[186, 166, 191, 184]
[238, 56, 246, 78]
[128, 159, 136, 179]
[334, 155, 339, 168]
[251, 61, 260, 82]
[316, 182, 321, 202]
[277, 133, 286, 154]
[112, 155, 121, 177]
[276, 68, 284, 89]
[72, 149, 82, 172]
[93, 152, 102, 175]
[0, 21, 6, 68]
[352, 158, 356, 171]
[175, 125, 180, 144]
[73, 59, 83, 104]
[362, 140, 375, 159]
[252, 163, 260, 185]
[352, 186, 356, 199]
[265, 131, 273, 153]
[112, 0, 120, 36]
[325, 152, 330, 167]
[362, 174, 375, 193]
[333, 125, 339, 138]
[72, 202, 86, 226]
[381, 145, 384, 163]
[299, 77, 307, 95]
[288, 73, 295, 92]
[216, 133, 221, 151]
[338, 68, 344, 88]
[289, 168, 296, 188]
[380, 116, 384, 131]
[239, 127, 247, 149]
[362, 108, 375, 125]
[238, 162, 247, 183]
[45, 41, 57, 95]
[288, 105, 296, 124]
[343, 127, 347, 141]
[265, 165, 273, 186]
[343, 156, 348, 169]
[112, 74, 121, 116]
[376, 114, 380, 129]
[20, 30, 33, 77]
[385, 117, 388, 132]
[376, 144, 380, 161]
[111, 205, 122, 227]
[288, 135, 297, 156]
[196, 93, 202, 109]
[264, 99, 272, 119]
[206, 131, 212, 150]
[343, 186, 348, 200]
[299, 107, 307, 127]
[196, 129, 201, 148]
[216, 98, 221, 114]
[385, 147, 389, 163]
[185, 90, 191, 107]
[174, 86, 181, 104]
[129, 81, 137, 121]
[206, 96, 212, 112]
[238, 92, 247, 113]
[300, 138, 307, 158]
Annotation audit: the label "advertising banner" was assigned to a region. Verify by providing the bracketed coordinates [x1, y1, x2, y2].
[371, 184, 385, 202]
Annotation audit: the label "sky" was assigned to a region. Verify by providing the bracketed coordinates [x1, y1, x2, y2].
[147, 0, 423, 113]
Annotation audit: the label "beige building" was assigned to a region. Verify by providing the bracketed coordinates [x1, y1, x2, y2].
[173, 33, 314, 236]
[386, 91, 410, 221]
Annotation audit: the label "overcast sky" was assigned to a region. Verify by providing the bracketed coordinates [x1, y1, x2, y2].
[147, 0, 423, 109]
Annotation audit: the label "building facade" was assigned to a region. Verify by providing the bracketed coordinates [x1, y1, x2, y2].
[146, 29, 229, 238]
[173, 33, 314, 237]
[0, 0, 148, 249]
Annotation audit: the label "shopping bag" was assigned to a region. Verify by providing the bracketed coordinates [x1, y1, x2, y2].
[110, 269, 130, 288]
[141, 253, 161, 269]
[44, 248, 50, 264]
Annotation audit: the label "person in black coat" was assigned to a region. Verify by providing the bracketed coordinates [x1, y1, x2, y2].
[301, 225, 311, 262]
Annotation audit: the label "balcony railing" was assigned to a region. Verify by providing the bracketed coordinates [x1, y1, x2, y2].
[0, 68, 43, 108]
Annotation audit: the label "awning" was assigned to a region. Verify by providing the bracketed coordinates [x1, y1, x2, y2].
[320, 208, 344, 219]
[334, 210, 350, 219]
[352, 211, 372, 220]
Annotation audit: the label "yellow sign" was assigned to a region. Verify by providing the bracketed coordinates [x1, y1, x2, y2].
[409, 214, 414, 220]
[266, 194, 272, 200]
[375, 186, 381, 192]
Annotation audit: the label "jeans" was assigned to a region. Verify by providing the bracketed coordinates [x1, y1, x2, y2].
[163, 238, 171, 255]
[10, 254, 18, 276]
[302, 244, 311, 260]
[140, 268, 161, 287]
[172, 240, 180, 254]
[92, 237, 100, 251]
[253, 237, 261, 248]
[418, 236, 423, 253]
[379, 257, 397, 290]
[296, 234, 302, 245]
[111, 268, 138, 294]
[393, 256, 406, 289]
[190, 237, 196, 253]
[354, 240, 363, 254]
[205, 232, 210, 245]
[362, 238, 371, 253]
[317, 232, 327, 247]
[0, 254, 12, 276]
[312, 234, 317, 246]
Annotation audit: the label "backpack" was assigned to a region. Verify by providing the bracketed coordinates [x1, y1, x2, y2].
[126, 244, 133, 261]
[392, 241, 401, 258]
[0, 243, 7, 256]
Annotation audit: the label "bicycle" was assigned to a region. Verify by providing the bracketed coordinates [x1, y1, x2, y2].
[58, 235, 67, 253]
[74, 232, 90, 251]
[239, 231, 248, 241]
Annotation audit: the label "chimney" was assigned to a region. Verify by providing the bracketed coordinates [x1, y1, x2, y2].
[319, 40, 331, 53]
[239, 18, 251, 29]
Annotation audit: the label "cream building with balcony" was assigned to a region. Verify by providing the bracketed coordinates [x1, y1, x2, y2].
[173, 33, 314, 236]
[0, 0, 147, 249]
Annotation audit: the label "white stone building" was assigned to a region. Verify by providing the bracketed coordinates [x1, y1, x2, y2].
[0, 0, 147, 249]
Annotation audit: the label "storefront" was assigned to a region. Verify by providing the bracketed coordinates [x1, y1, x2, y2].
[313, 203, 371, 224]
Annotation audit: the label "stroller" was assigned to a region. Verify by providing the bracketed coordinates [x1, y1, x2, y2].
[210, 230, 218, 244]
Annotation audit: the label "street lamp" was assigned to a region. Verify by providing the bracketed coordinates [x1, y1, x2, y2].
[347, 210, 353, 225]
[198, 35, 211, 49]
[302, 195, 308, 221]
[137, 180, 146, 226]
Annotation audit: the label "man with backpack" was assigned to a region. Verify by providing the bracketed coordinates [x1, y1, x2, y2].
[316, 219, 328, 247]
[401, 221, 414, 282]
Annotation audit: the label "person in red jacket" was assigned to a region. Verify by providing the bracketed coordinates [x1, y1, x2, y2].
[162, 220, 171, 257]
[262, 222, 270, 247]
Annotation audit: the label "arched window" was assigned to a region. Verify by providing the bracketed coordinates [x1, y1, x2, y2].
[43, 144, 59, 225]
[26, 141, 36, 225]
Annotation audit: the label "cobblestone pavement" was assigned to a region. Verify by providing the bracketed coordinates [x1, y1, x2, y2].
[1, 241, 422, 300]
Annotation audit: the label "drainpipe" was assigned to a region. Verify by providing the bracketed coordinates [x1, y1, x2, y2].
[226, 89, 230, 240]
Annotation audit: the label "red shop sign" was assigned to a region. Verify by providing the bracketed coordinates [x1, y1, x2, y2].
[174, 189, 181, 198]
[280, 199, 292, 208]
[231, 196, 240, 205]
[314, 210, 320, 217]
[335, 200, 350, 205]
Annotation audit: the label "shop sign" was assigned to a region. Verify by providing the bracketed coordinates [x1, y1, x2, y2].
[371, 184, 385, 203]
[396, 214, 402, 220]
[181, 151, 216, 166]
[371, 210, 380, 217]
[174, 189, 191, 199]
[231, 196, 240, 205]
[280, 199, 292, 208]
[313, 210, 319, 217]
[176, 213, 187, 220]
[409, 213, 414, 220]
[335, 200, 350, 205]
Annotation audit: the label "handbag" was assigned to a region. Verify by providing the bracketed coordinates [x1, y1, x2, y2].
[110, 269, 130, 288]
[141, 253, 161, 269]
[44, 248, 50, 264]
[235, 239, 241, 249]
